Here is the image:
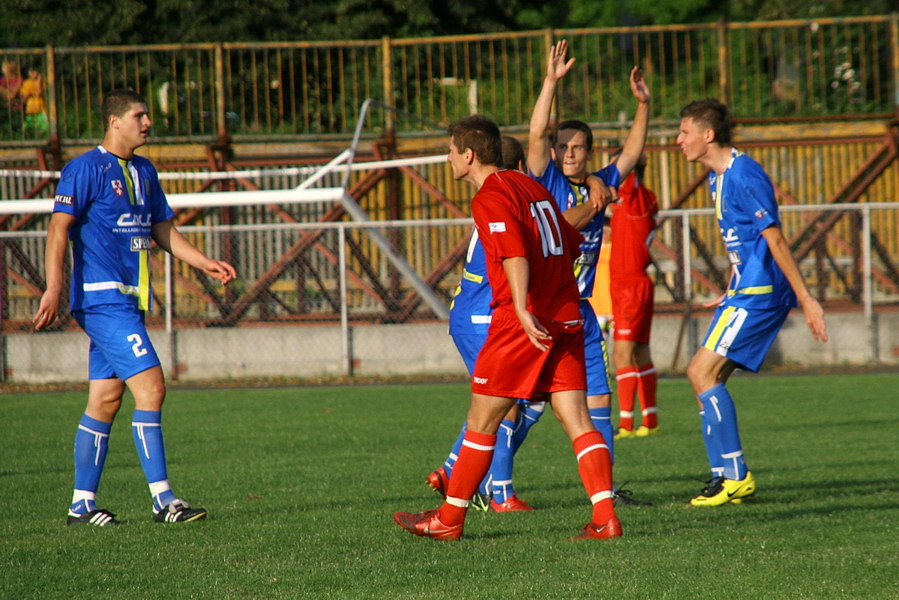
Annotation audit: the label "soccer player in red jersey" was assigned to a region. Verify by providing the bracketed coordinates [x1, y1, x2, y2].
[394, 115, 621, 541]
[608, 154, 661, 438]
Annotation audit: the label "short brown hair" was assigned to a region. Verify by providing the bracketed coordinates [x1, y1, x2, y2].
[448, 115, 503, 168]
[680, 99, 733, 146]
[501, 136, 525, 171]
[101, 89, 146, 131]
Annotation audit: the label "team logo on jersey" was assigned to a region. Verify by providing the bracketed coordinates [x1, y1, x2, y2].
[130, 236, 152, 251]
[117, 213, 152, 227]
[488, 222, 506, 233]
[112, 180, 125, 197]
[754, 209, 768, 219]
[54, 194, 74, 206]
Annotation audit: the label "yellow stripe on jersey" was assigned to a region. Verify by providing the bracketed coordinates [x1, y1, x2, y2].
[703, 305, 737, 352]
[137, 249, 150, 311]
[727, 285, 774, 296]
[462, 269, 484, 284]
[118, 158, 136, 205]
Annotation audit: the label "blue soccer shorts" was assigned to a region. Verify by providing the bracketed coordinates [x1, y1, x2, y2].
[581, 300, 612, 397]
[73, 304, 161, 381]
[451, 332, 488, 377]
[702, 303, 791, 372]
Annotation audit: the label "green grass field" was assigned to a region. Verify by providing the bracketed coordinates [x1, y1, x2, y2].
[2, 373, 897, 599]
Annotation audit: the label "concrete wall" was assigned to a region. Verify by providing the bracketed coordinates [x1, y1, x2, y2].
[5, 309, 895, 384]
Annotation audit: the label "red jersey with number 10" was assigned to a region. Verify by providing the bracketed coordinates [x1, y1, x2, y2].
[471, 169, 583, 323]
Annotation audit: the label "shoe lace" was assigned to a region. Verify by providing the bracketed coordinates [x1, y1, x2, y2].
[613, 482, 652, 507]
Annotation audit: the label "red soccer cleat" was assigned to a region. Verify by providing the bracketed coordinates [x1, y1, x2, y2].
[426, 467, 449, 498]
[569, 517, 623, 540]
[393, 509, 463, 541]
[489, 495, 535, 512]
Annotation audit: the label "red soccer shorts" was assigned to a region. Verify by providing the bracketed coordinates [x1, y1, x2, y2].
[610, 275, 654, 343]
[471, 309, 587, 399]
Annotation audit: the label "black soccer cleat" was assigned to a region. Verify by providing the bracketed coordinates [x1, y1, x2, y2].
[154, 499, 208, 523]
[67, 508, 120, 526]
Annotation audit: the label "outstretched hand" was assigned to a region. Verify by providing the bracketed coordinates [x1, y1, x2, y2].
[547, 40, 576, 82]
[630, 66, 650, 103]
[202, 260, 237, 286]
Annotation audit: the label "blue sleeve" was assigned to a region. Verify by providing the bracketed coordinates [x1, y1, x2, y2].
[593, 163, 621, 188]
[53, 158, 93, 218]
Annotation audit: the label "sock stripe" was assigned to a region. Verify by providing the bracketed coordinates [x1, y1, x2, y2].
[77, 424, 110, 437]
[616, 371, 638, 381]
[642, 407, 658, 415]
[619, 410, 634, 418]
[461, 439, 495, 452]
[637, 367, 656, 376]
[576, 443, 608, 462]
[445, 496, 470, 508]
[590, 490, 614, 504]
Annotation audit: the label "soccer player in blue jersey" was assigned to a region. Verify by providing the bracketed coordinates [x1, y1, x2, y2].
[527, 40, 651, 490]
[33, 89, 237, 526]
[676, 99, 828, 506]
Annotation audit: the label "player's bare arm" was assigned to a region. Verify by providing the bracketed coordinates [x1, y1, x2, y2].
[760, 226, 828, 342]
[33, 212, 75, 330]
[608, 66, 651, 182]
[502, 256, 551, 351]
[527, 40, 575, 177]
[152, 220, 237, 286]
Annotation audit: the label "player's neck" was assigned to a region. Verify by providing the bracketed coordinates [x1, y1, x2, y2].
[469, 164, 500, 189]
[703, 144, 734, 176]
[100, 136, 138, 160]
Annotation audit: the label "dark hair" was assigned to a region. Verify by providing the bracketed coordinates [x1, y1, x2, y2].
[448, 115, 503, 167]
[680, 99, 733, 146]
[500, 136, 525, 171]
[101, 89, 146, 131]
[555, 119, 594, 151]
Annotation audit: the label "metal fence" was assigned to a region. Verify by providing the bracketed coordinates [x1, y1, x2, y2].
[2, 202, 897, 382]
[1, 15, 897, 142]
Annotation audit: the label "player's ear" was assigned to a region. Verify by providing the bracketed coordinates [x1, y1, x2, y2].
[464, 147, 475, 165]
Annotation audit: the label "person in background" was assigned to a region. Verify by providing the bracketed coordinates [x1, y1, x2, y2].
[20, 66, 48, 137]
[0, 60, 23, 133]
[608, 152, 661, 439]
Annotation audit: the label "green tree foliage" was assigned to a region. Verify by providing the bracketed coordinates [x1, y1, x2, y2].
[0, 0, 892, 47]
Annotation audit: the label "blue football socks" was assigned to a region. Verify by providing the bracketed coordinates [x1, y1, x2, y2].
[698, 384, 747, 481]
[589, 406, 615, 464]
[132, 410, 176, 511]
[70, 414, 112, 515]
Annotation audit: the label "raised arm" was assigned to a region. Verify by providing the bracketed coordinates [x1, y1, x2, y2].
[527, 40, 575, 178]
[609, 66, 651, 181]
[761, 226, 828, 342]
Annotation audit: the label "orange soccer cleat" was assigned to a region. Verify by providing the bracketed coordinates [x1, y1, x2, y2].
[426, 468, 449, 498]
[489, 495, 535, 512]
[569, 517, 623, 540]
[393, 509, 463, 541]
